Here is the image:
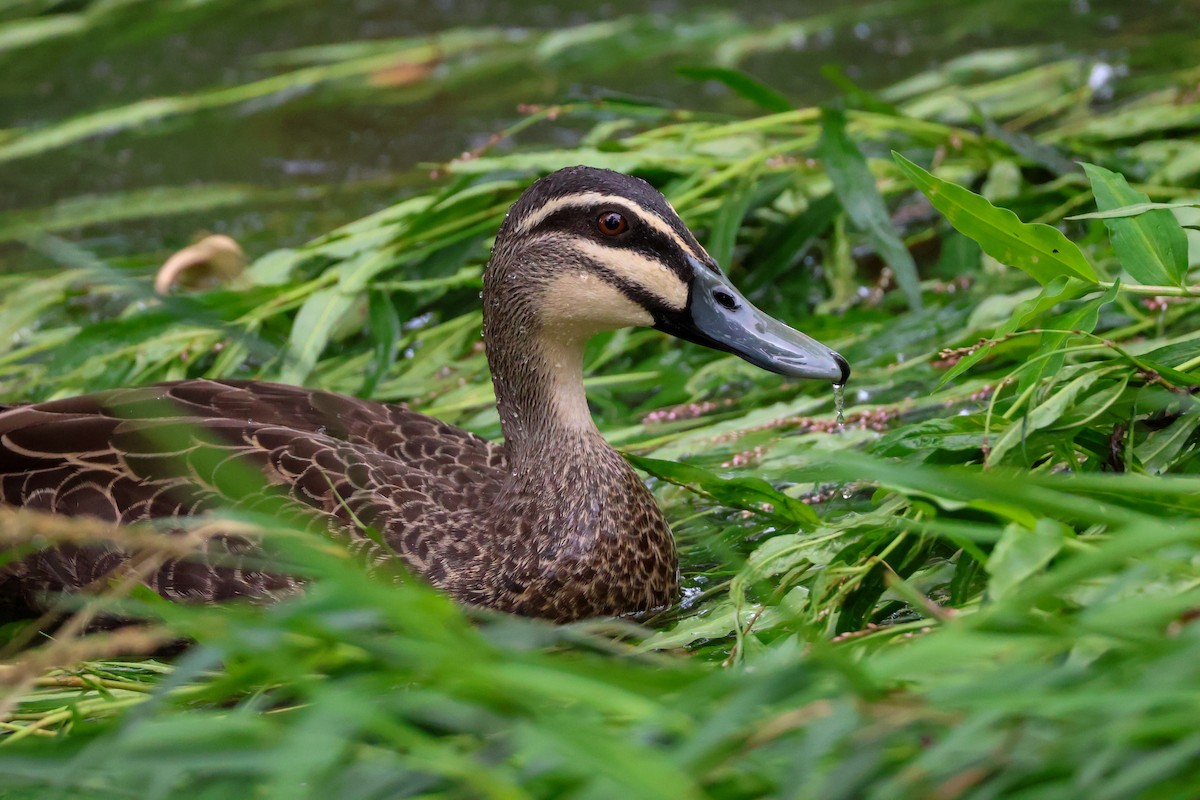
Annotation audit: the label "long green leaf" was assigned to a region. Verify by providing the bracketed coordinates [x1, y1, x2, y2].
[991, 369, 1106, 464]
[935, 277, 1089, 388]
[986, 519, 1068, 600]
[677, 66, 793, 114]
[282, 287, 359, 384]
[1136, 412, 1200, 474]
[821, 109, 923, 309]
[1067, 200, 1200, 220]
[1016, 281, 1119, 397]
[707, 178, 753, 269]
[892, 152, 1098, 285]
[1081, 162, 1189, 286]
[627, 454, 820, 526]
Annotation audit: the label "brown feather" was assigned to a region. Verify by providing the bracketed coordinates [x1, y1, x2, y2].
[0, 168, 701, 622]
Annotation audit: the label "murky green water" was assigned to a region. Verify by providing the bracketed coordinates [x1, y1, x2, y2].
[1, 0, 1197, 270]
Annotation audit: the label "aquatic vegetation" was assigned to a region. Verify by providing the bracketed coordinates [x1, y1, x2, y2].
[2, 1, 1200, 797]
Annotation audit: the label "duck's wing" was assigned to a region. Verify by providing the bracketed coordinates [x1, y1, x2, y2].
[0, 379, 506, 605]
[0, 379, 506, 516]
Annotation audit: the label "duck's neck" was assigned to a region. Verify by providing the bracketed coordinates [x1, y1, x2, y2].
[485, 313, 603, 466]
[474, 287, 678, 620]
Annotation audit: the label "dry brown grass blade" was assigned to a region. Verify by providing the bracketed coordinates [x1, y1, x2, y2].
[0, 508, 273, 719]
[0, 507, 229, 557]
[0, 626, 174, 721]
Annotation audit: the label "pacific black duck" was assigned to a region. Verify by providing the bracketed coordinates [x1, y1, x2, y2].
[0, 167, 848, 622]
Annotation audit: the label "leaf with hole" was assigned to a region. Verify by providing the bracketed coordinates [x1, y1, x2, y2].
[893, 152, 1098, 285]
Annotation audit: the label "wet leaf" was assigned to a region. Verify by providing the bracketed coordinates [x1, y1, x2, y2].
[870, 415, 988, 459]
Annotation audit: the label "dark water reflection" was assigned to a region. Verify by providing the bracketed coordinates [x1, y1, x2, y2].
[0, 0, 1197, 267]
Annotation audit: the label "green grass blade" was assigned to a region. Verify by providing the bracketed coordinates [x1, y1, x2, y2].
[1067, 200, 1200, 220]
[677, 66, 793, 113]
[281, 287, 359, 385]
[627, 453, 820, 526]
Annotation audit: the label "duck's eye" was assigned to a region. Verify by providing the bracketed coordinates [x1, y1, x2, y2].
[597, 212, 629, 236]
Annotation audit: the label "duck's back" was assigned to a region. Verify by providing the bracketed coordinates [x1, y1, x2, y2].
[0, 379, 507, 607]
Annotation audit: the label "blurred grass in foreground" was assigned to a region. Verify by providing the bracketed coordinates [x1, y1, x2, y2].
[2, 6, 1200, 799]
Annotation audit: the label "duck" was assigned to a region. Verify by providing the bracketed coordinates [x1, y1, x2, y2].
[0, 166, 848, 623]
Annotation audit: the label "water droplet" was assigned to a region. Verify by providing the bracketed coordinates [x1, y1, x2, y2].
[680, 586, 703, 609]
[841, 486, 854, 500]
[402, 312, 434, 332]
[833, 382, 846, 427]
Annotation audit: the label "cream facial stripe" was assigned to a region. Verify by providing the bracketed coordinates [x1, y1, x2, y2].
[569, 237, 689, 311]
[515, 191, 701, 261]
[540, 271, 655, 332]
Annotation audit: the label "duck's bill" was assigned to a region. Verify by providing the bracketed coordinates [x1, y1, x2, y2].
[656, 260, 850, 384]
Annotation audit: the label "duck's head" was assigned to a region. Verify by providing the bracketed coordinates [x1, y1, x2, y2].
[485, 166, 849, 385]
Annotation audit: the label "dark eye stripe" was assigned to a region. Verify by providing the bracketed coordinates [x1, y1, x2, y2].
[517, 193, 702, 255]
[524, 201, 639, 233]
[565, 238, 689, 311]
[524, 205, 693, 280]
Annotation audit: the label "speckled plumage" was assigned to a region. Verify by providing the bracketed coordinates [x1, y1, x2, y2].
[0, 165, 848, 623]
[0, 379, 676, 620]
[0, 167, 700, 622]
